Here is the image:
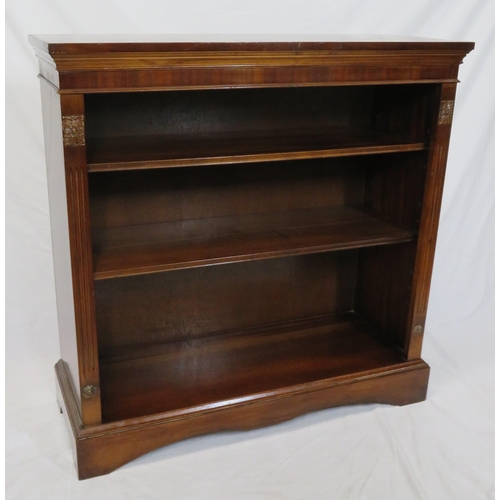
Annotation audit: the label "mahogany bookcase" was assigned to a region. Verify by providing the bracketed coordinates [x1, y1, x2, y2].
[29, 35, 473, 479]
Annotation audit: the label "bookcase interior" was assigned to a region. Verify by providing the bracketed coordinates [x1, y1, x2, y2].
[84, 84, 433, 170]
[85, 84, 433, 423]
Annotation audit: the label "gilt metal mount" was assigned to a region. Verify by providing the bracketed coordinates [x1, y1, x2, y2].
[82, 385, 98, 399]
[62, 115, 85, 146]
[438, 101, 454, 125]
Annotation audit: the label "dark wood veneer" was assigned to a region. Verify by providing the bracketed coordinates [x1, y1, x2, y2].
[99, 313, 404, 422]
[92, 206, 414, 279]
[31, 35, 473, 479]
[86, 129, 424, 172]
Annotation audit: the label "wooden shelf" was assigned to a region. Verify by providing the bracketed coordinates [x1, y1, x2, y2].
[92, 206, 414, 279]
[99, 313, 404, 422]
[86, 127, 425, 172]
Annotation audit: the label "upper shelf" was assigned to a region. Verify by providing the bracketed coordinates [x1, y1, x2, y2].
[86, 127, 425, 172]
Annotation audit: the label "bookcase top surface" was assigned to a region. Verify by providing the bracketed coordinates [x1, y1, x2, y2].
[29, 34, 474, 55]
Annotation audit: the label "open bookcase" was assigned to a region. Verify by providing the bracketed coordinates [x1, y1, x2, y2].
[30, 35, 473, 479]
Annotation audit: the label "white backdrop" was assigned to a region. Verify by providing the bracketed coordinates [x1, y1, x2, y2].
[6, 1, 494, 498]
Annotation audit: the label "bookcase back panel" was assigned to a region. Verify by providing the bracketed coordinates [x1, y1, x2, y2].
[85, 87, 373, 139]
[371, 84, 437, 141]
[88, 158, 366, 229]
[95, 251, 357, 354]
[84, 85, 434, 141]
[84, 85, 434, 174]
[89, 151, 426, 235]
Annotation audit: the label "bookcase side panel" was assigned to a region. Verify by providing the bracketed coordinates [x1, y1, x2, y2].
[39, 82, 102, 426]
[405, 82, 458, 359]
[40, 78, 82, 413]
[60, 93, 102, 426]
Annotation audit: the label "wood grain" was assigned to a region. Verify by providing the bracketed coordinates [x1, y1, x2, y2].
[88, 158, 366, 229]
[364, 151, 427, 231]
[99, 313, 405, 422]
[404, 83, 459, 359]
[60, 95, 102, 426]
[92, 206, 414, 278]
[94, 252, 358, 352]
[28, 34, 475, 54]
[29, 35, 473, 93]
[87, 130, 424, 172]
[354, 243, 417, 348]
[84, 85, 424, 171]
[56, 356, 430, 479]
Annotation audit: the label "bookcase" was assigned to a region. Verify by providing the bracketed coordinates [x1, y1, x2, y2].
[30, 35, 473, 479]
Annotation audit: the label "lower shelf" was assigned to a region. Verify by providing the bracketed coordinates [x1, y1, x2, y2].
[99, 314, 405, 422]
